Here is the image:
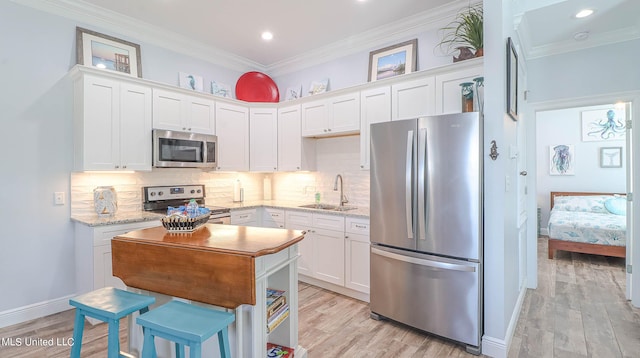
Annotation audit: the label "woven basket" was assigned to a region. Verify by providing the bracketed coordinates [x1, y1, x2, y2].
[161, 213, 211, 233]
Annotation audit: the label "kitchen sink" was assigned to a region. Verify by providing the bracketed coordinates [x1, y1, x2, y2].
[298, 204, 357, 211]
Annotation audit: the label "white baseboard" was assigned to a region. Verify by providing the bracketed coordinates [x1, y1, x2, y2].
[482, 284, 527, 358]
[0, 295, 74, 329]
[298, 275, 370, 303]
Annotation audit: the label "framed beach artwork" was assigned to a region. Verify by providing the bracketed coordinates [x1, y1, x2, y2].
[285, 85, 303, 100]
[581, 108, 626, 141]
[211, 81, 232, 98]
[368, 39, 417, 82]
[308, 79, 329, 95]
[179, 72, 204, 91]
[549, 144, 574, 175]
[600, 147, 622, 168]
[76, 27, 142, 78]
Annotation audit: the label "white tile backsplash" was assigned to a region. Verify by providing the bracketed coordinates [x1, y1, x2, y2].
[71, 135, 370, 215]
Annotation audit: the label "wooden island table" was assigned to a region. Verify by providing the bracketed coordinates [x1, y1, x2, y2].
[112, 223, 307, 358]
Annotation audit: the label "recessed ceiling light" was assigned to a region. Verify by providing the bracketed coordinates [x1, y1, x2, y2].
[575, 9, 594, 18]
[261, 31, 273, 41]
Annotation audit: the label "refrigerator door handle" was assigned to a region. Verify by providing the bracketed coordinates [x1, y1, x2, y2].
[405, 130, 414, 239]
[371, 247, 476, 272]
[417, 128, 427, 240]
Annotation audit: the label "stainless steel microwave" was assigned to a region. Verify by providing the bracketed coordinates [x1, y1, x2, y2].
[153, 129, 217, 168]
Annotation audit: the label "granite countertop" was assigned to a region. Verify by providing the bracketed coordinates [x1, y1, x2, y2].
[72, 200, 369, 227]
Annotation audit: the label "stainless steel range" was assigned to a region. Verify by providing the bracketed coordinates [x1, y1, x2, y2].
[142, 184, 231, 224]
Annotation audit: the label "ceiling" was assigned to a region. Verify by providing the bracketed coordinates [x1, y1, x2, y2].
[15, 0, 640, 71]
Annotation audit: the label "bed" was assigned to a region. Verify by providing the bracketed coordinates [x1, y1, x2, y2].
[547, 191, 627, 259]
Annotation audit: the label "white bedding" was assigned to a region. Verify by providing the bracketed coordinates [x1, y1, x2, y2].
[547, 209, 626, 246]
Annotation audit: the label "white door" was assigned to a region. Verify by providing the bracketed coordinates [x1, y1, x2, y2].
[625, 101, 634, 301]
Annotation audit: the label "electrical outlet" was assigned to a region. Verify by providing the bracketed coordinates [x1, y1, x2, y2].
[54, 192, 65, 205]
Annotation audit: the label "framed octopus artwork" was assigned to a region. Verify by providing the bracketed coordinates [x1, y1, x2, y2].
[581, 108, 626, 142]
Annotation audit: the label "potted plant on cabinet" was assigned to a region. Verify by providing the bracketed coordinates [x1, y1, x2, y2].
[436, 4, 483, 62]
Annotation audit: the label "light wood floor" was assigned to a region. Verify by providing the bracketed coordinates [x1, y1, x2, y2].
[1, 237, 638, 357]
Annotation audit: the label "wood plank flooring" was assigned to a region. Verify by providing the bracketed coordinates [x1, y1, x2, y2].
[1, 236, 638, 357]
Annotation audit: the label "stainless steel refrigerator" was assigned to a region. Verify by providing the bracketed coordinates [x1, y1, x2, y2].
[369, 113, 482, 355]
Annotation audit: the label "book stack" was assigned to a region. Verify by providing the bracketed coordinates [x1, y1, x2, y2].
[266, 288, 289, 333]
[266, 342, 294, 357]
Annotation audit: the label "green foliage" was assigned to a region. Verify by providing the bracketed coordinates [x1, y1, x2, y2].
[436, 4, 483, 55]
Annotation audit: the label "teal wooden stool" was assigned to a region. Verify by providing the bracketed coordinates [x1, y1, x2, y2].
[136, 300, 235, 358]
[69, 287, 156, 358]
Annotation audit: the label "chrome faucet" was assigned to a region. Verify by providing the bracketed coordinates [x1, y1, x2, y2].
[333, 174, 349, 207]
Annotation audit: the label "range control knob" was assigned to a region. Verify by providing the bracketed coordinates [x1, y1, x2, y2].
[150, 192, 156, 196]
[158, 191, 164, 196]
[190, 189, 195, 194]
[197, 189, 202, 194]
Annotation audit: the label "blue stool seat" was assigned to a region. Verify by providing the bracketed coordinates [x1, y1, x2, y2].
[136, 300, 235, 358]
[69, 287, 155, 358]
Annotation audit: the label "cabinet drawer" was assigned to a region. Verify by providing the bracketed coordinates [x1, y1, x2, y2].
[231, 209, 257, 224]
[285, 210, 312, 228]
[263, 208, 285, 222]
[94, 221, 160, 245]
[345, 217, 370, 235]
[312, 214, 345, 231]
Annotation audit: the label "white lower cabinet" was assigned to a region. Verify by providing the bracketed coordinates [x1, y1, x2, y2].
[344, 217, 370, 293]
[75, 221, 160, 296]
[285, 211, 314, 276]
[230, 208, 258, 226]
[262, 208, 284, 228]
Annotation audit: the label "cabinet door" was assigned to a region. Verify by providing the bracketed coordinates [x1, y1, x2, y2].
[285, 211, 313, 276]
[94, 244, 126, 290]
[313, 228, 345, 286]
[250, 107, 278, 172]
[216, 103, 249, 171]
[79, 75, 120, 171]
[345, 232, 370, 294]
[278, 105, 316, 171]
[152, 89, 185, 131]
[186, 96, 215, 134]
[328, 92, 360, 135]
[301, 100, 329, 137]
[119, 82, 152, 171]
[434, 66, 483, 115]
[262, 208, 284, 228]
[391, 76, 436, 120]
[359, 86, 391, 169]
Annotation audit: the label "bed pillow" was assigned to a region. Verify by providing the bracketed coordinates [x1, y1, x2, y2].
[604, 197, 627, 215]
[553, 195, 609, 213]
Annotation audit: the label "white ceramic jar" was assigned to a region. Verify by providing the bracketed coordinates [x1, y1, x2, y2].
[93, 186, 118, 216]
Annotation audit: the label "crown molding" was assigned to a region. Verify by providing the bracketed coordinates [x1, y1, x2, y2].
[266, 2, 465, 77]
[11, 0, 266, 73]
[12, 0, 472, 76]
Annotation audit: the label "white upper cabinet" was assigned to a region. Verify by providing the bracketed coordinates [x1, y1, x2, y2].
[391, 76, 436, 121]
[277, 104, 316, 171]
[216, 102, 249, 171]
[249, 107, 278, 172]
[73, 73, 152, 171]
[152, 89, 215, 134]
[359, 86, 391, 170]
[434, 64, 483, 115]
[301, 91, 360, 137]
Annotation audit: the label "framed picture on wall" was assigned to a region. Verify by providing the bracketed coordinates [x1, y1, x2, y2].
[549, 144, 574, 175]
[581, 108, 626, 141]
[76, 27, 142, 78]
[600, 147, 622, 168]
[368, 39, 417, 82]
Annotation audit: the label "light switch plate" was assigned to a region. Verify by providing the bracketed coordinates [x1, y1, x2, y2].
[54, 192, 65, 205]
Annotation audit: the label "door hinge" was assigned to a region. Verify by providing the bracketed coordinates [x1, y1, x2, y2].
[627, 193, 633, 201]
[627, 264, 632, 274]
[626, 120, 632, 130]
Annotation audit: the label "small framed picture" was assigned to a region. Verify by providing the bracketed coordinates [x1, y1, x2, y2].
[549, 144, 574, 175]
[76, 27, 142, 78]
[506, 37, 518, 121]
[285, 85, 303, 100]
[179, 72, 203, 91]
[211, 81, 232, 98]
[308, 79, 329, 95]
[600, 147, 622, 168]
[368, 39, 417, 82]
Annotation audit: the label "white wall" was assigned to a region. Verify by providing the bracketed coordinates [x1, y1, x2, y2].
[536, 104, 626, 230]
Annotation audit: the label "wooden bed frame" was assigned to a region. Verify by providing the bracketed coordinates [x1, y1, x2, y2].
[548, 191, 626, 259]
